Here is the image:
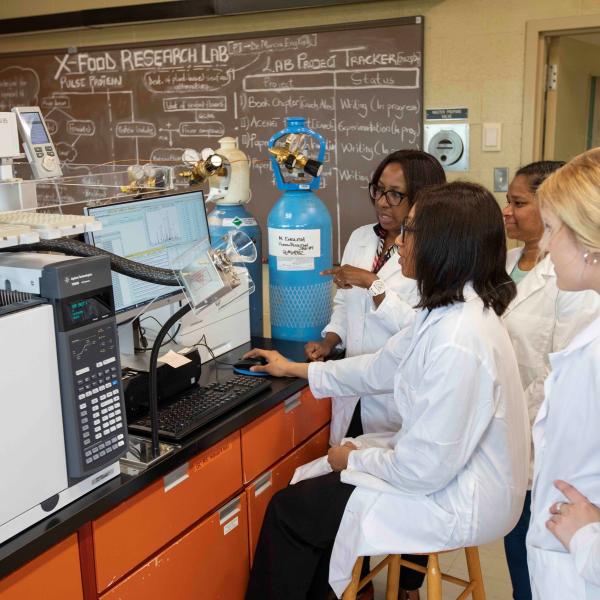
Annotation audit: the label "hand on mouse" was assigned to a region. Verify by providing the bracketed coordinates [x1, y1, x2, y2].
[243, 349, 310, 380]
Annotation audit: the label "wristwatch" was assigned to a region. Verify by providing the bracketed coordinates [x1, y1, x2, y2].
[367, 278, 386, 297]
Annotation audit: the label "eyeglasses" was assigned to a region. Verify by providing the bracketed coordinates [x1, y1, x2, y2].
[369, 183, 408, 207]
[399, 218, 417, 243]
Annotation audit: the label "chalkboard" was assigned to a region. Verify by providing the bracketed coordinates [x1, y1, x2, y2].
[0, 17, 423, 261]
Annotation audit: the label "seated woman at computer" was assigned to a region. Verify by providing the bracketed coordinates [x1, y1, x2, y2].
[303, 149, 445, 599]
[243, 181, 530, 599]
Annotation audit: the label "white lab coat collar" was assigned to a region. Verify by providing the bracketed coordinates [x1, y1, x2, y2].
[504, 250, 554, 316]
[352, 223, 379, 270]
[376, 250, 401, 280]
[549, 312, 600, 367]
[505, 246, 523, 273]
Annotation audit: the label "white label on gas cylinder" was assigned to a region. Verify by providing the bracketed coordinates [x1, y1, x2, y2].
[223, 516, 239, 535]
[277, 256, 314, 271]
[222, 217, 257, 228]
[268, 228, 320, 258]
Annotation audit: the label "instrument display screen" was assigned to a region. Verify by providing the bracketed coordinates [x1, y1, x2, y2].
[20, 111, 51, 145]
[64, 296, 112, 327]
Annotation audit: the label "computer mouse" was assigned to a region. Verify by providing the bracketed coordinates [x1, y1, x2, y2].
[233, 357, 269, 377]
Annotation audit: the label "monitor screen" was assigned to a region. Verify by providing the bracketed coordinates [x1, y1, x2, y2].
[84, 190, 208, 318]
[20, 111, 51, 145]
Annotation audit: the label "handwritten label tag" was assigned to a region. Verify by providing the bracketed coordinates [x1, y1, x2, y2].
[276, 256, 314, 271]
[268, 228, 320, 258]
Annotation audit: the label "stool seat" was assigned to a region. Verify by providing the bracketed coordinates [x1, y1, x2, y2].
[342, 546, 485, 600]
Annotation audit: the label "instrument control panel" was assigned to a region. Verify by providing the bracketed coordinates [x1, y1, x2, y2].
[12, 106, 63, 179]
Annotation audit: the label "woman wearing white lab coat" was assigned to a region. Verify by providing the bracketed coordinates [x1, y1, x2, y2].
[501, 162, 600, 600]
[526, 148, 600, 599]
[244, 182, 530, 600]
[304, 150, 445, 446]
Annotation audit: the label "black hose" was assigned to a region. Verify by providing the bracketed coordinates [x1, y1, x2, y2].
[148, 302, 193, 456]
[0, 238, 180, 287]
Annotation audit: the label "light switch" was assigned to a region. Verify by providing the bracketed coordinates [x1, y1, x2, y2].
[482, 123, 502, 151]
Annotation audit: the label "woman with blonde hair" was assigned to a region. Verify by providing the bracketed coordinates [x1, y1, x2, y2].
[501, 161, 600, 600]
[526, 147, 600, 599]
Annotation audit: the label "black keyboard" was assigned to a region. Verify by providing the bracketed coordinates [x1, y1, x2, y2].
[128, 375, 271, 441]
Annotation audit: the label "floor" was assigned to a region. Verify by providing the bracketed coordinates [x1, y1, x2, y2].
[371, 540, 513, 599]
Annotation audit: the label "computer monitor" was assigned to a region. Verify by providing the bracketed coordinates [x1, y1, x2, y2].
[84, 190, 209, 323]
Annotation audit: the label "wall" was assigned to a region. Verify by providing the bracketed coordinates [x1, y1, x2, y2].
[552, 36, 600, 161]
[3, 0, 600, 197]
[2, 0, 600, 333]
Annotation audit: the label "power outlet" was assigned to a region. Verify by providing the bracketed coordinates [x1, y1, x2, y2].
[494, 167, 509, 193]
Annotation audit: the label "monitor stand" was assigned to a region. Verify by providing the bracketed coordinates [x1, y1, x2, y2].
[118, 317, 145, 357]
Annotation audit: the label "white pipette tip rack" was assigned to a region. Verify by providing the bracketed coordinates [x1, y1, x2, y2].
[0, 223, 40, 248]
[0, 212, 102, 247]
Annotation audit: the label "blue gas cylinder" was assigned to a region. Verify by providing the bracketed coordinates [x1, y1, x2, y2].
[267, 117, 332, 342]
[267, 190, 332, 341]
[208, 204, 263, 337]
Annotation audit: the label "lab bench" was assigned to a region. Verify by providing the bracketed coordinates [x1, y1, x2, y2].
[0, 337, 331, 599]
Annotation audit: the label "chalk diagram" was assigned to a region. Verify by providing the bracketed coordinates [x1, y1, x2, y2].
[0, 27, 423, 260]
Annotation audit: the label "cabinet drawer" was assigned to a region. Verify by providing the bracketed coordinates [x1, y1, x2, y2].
[246, 425, 330, 561]
[241, 387, 331, 483]
[101, 494, 249, 600]
[0, 534, 83, 600]
[241, 400, 294, 483]
[292, 388, 331, 446]
[94, 432, 242, 592]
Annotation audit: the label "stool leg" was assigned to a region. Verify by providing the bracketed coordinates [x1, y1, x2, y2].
[426, 553, 443, 600]
[385, 555, 401, 600]
[342, 557, 364, 600]
[465, 546, 486, 600]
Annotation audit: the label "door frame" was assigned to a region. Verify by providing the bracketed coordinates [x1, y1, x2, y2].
[522, 14, 600, 164]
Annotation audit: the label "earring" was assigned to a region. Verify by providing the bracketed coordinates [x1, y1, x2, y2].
[583, 252, 600, 265]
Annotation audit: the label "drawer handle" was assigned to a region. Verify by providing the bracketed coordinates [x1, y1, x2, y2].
[284, 393, 302, 413]
[254, 471, 273, 497]
[163, 462, 189, 492]
[219, 496, 241, 525]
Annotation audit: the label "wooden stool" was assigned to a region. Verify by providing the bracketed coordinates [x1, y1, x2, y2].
[341, 547, 486, 600]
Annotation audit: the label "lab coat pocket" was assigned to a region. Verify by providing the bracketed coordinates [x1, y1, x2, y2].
[426, 497, 460, 548]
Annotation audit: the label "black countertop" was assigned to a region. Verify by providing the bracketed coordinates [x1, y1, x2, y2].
[0, 336, 309, 581]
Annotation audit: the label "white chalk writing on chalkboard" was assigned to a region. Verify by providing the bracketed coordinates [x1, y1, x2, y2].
[0, 19, 423, 262]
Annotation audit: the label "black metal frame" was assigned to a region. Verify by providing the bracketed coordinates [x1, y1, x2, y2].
[0, 0, 369, 36]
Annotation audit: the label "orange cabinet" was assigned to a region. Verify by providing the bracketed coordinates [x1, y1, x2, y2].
[93, 432, 243, 592]
[241, 387, 331, 483]
[100, 494, 249, 600]
[246, 425, 330, 561]
[0, 534, 83, 600]
[292, 388, 331, 446]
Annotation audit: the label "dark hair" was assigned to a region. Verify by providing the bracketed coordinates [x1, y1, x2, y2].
[516, 160, 565, 192]
[412, 181, 517, 316]
[370, 150, 446, 205]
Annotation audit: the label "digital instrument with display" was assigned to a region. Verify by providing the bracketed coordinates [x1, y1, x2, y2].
[12, 106, 63, 179]
[84, 190, 208, 322]
[0, 252, 127, 478]
[0, 253, 126, 543]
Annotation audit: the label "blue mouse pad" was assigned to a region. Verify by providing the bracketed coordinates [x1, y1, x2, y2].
[233, 366, 270, 377]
